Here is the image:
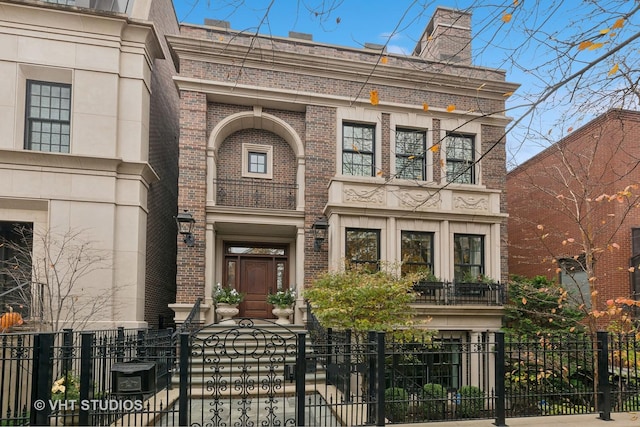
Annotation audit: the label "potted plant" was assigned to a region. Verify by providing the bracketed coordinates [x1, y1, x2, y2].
[266, 289, 296, 324]
[214, 283, 244, 324]
[412, 267, 444, 297]
[456, 271, 495, 297]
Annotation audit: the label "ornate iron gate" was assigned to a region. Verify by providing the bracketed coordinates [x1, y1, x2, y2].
[179, 319, 307, 426]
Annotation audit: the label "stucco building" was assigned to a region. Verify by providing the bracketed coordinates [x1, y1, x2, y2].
[507, 109, 640, 314]
[168, 4, 518, 351]
[0, 0, 180, 329]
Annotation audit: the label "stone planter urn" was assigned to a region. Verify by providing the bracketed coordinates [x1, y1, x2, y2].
[271, 306, 294, 324]
[216, 303, 240, 324]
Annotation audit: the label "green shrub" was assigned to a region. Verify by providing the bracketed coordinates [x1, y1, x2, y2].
[624, 394, 640, 411]
[384, 387, 409, 422]
[457, 386, 484, 418]
[422, 383, 446, 420]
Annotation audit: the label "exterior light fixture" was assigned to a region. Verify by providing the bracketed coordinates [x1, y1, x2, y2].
[175, 210, 196, 247]
[311, 217, 329, 252]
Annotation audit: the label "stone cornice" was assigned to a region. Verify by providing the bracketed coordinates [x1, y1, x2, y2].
[0, 149, 159, 184]
[173, 76, 513, 126]
[167, 34, 519, 100]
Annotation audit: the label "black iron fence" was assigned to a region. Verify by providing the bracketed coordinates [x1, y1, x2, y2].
[213, 178, 297, 210]
[0, 327, 177, 426]
[3, 322, 640, 426]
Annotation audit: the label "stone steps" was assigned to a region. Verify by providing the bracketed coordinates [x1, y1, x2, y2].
[174, 321, 325, 390]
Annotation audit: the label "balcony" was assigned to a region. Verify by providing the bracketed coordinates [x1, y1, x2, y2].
[213, 179, 297, 211]
[412, 281, 505, 306]
[42, 0, 133, 14]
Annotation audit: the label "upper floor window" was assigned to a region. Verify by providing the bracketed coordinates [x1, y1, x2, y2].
[25, 80, 71, 153]
[248, 152, 267, 174]
[401, 231, 434, 276]
[342, 123, 375, 176]
[446, 134, 474, 184]
[242, 143, 273, 179]
[395, 128, 426, 180]
[453, 234, 484, 281]
[346, 228, 380, 272]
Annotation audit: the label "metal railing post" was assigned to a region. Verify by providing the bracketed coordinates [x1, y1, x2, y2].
[30, 333, 54, 426]
[296, 332, 307, 426]
[376, 331, 386, 427]
[494, 331, 506, 426]
[178, 333, 190, 426]
[79, 332, 94, 425]
[597, 331, 611, 420]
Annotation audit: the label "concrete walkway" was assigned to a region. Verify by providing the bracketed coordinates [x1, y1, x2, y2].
[394, 413, 640, 427]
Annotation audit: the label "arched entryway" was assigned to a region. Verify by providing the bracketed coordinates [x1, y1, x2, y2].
[223, 242, 289, 319]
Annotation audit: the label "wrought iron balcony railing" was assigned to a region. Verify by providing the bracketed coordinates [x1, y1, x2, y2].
[413, 281, 505, 306]
[213, 179, 297, 210]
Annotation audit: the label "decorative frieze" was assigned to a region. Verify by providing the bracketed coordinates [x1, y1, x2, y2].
[453, 195, 489, 211]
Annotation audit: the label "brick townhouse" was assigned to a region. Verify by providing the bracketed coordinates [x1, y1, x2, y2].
[168, 4, 518, 354]
[0, 0, 180, 329]
[507, 109, 640, 315]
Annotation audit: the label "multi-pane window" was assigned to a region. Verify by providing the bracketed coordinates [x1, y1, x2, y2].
[395, 128, 427, 180]
[558, 256, 591, 309]
[453, 234, 484, 281]
[248, 151, 267, 174]
[345, 228, 380, 272]
[342, 123, 375, 176]
[25, 80, 71, 153]
[446, 134, 474, 184]
[401, 231, 434, 276]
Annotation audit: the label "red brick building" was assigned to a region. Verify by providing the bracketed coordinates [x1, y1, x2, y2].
[167, 7, 518, 342]
[507, 109, 640, 312]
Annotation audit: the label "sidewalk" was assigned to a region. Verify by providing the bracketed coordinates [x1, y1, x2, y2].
[394, 413, 640, 427]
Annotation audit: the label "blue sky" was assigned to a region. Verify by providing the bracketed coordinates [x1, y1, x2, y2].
[171, 1, 640, 167]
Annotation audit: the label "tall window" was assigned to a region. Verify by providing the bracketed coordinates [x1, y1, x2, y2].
[446, 134, 474, 184]
[453, 234, 484, 281]
[559, 256, 590, 309]
[401, 231, 434, 276]
[395, 129, 426, 180]
[343, 123, 375, 176]
[25, 80, 71, 153]
[345, 228, 380, 272]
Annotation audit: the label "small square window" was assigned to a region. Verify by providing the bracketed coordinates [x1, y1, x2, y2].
[242, 143, 273, 179]
[248, 152, 267, 174]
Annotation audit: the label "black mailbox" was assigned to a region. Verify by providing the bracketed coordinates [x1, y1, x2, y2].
[111, 361, 156, 396]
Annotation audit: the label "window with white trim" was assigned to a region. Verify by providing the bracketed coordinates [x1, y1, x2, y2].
[242, 143, 273, 179]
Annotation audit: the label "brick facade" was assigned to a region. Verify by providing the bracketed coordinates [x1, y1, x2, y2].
[507, 109, 640, 313]
[168, 6, 517, 330]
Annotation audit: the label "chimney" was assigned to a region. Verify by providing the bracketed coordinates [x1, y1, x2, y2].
[414, 7, 471, 65]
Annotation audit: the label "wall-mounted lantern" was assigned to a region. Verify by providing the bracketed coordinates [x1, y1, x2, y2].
[175, 210, 195, 247]
[311, 217, 329, 252]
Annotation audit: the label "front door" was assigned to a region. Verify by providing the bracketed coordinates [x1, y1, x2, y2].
[224, 243, 289, 319]
[241, 258, 272, 318]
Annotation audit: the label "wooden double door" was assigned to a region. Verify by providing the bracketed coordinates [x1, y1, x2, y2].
[224, 243, 289, 319]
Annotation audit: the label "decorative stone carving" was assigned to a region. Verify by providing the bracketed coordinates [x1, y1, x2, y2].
[453, 195, 489, 211]
[344, 187, 384, 204]
[397, 190, 441, 209]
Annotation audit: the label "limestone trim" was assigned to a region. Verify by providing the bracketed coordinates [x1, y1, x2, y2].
[167, 33, 519, 99]
[174, 77, 513, 127]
